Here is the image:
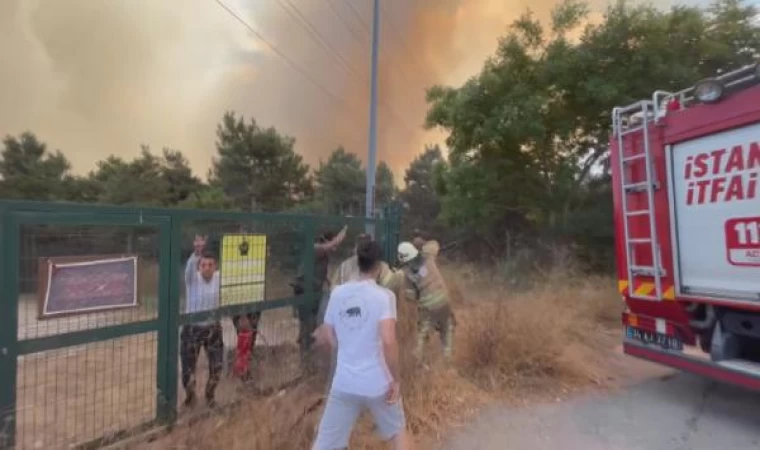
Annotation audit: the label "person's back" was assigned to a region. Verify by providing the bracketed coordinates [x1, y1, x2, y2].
[313, 240, 411, 450]
[327, 280, 395, 397]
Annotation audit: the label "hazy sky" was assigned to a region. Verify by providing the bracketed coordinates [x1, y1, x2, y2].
[0, 0, 727, 180]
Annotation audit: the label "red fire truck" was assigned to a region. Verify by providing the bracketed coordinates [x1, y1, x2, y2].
[612, 64, 760, 389]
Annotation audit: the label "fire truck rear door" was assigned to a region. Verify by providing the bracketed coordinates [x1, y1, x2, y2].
[669, 121, 760, 302]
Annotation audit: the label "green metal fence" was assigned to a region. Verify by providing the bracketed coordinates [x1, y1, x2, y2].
[0, 200, 401, 449]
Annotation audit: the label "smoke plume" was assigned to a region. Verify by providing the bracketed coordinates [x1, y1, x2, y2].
[0, 0, 643, 179]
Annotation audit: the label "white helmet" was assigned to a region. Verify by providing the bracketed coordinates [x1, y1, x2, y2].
[397, 242, 419, 264]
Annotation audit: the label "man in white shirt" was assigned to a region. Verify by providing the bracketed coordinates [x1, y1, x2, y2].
[312, 241, 411, 450]
[180, 235, 224, 408]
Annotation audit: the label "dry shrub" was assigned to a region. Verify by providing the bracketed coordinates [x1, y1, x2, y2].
[145, 264, 620, 449]
[454, 265, 620, 393]
[148, 378, 324, 449]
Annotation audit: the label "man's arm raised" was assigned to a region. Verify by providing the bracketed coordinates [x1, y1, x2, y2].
[315, 225, 348, 252]
[185, 235, 205, 287]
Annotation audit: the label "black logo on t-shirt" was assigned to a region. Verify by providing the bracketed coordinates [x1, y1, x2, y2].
[344, 306, 361, 318]
[339, 304, 367, 330]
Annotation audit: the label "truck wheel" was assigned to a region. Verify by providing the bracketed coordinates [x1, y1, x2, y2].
[698, 328, 713, 353]
[710, 321, 741, 361]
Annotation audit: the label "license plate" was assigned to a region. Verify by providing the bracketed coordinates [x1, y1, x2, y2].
[626, 326, 683, 351]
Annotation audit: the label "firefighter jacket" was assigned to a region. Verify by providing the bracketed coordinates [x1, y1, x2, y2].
[402, 240, 449, 311]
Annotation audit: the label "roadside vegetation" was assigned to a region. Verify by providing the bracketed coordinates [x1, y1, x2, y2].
[147, 261, 620, 450]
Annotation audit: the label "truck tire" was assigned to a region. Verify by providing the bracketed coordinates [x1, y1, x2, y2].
[710, 321, 741, 361]
[698, 328, 714, 353]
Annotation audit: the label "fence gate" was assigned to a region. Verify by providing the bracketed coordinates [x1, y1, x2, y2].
[0, 207, 173, 449]
[0, 201, 402, 449]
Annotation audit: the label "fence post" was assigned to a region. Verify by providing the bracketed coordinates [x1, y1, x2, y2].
[382, 202, 401, 262]
[302, 217, 315, 307]
[156, 216, 180, 424]
[0, 210, 18, 449]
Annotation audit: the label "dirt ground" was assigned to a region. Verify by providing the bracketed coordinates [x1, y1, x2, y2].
[11, 308, 301, 450]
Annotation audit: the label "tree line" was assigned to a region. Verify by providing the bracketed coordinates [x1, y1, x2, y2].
[424, 0, 759, 267]
[0, 111, 400, 217]
[1, 0, 758, 270]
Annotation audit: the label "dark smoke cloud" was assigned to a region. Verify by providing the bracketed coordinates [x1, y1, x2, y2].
[0, 0, 626, 179]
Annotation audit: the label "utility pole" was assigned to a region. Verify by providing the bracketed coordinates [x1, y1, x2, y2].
[365, 0, 380, 233]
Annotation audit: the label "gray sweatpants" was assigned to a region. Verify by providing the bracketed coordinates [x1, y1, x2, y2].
[313, 389, 406, 449]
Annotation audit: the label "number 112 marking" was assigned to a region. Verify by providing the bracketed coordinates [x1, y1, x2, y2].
[733, 220, 760, 245]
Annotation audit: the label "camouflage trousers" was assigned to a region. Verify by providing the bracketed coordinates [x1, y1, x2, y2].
[415, 304, 456, 362]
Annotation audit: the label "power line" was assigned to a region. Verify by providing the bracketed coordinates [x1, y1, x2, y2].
[326, 0, 368, 47]
[213, 0, 346, 107]
[323, 1, 422, 132]
[338, 0, 418, 97]
[274, 0, 363, 78]
[341, 0, 371, 34]
[215, 0, 422, 142]
[274, 0, 418, 138]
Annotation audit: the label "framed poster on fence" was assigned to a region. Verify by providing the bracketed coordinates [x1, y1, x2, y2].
[38, 254, 140, 320]
[220, 234, 267, 306]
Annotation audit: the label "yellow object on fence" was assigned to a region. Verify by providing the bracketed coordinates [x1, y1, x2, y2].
[220, 234, 267, 306]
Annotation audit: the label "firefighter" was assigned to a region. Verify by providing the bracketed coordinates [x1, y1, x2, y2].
[397, 238, 456, 364]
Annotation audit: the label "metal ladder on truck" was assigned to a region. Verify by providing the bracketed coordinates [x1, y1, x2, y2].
[613, 101, 664, 301]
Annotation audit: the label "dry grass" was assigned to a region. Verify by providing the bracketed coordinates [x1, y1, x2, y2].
[455, 270, 620, 394]
[14, 334, 158, 450]
[143, 264, 621, 450]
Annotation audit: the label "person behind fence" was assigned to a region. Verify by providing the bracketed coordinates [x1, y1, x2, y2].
[397, 237, 456, 364]
[181, 235, 224, 408]
[231, 311, 261, 381]
[311, 240, 411, 450]
[292, 225, 347, 360]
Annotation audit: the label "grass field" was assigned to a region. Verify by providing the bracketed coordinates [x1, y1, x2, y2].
[11, 308, 301, 450]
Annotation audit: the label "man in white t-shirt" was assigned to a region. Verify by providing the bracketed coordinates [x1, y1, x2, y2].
[312, 241, 411, 450]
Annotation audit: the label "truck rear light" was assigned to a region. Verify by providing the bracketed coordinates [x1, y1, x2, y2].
[694, 78, 724, 103]
[667, 98, 681, 111]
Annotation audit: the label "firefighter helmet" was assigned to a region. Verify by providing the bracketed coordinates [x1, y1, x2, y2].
[397, 242, 419, 264]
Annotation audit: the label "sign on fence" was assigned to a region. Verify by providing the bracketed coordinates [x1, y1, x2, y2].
[38, 255, 139, 319]
[220, 234, 267, 306]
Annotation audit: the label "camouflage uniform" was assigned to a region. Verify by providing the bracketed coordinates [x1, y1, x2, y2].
[402, 240, 456, 362]
[293, 247, 330, 356]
